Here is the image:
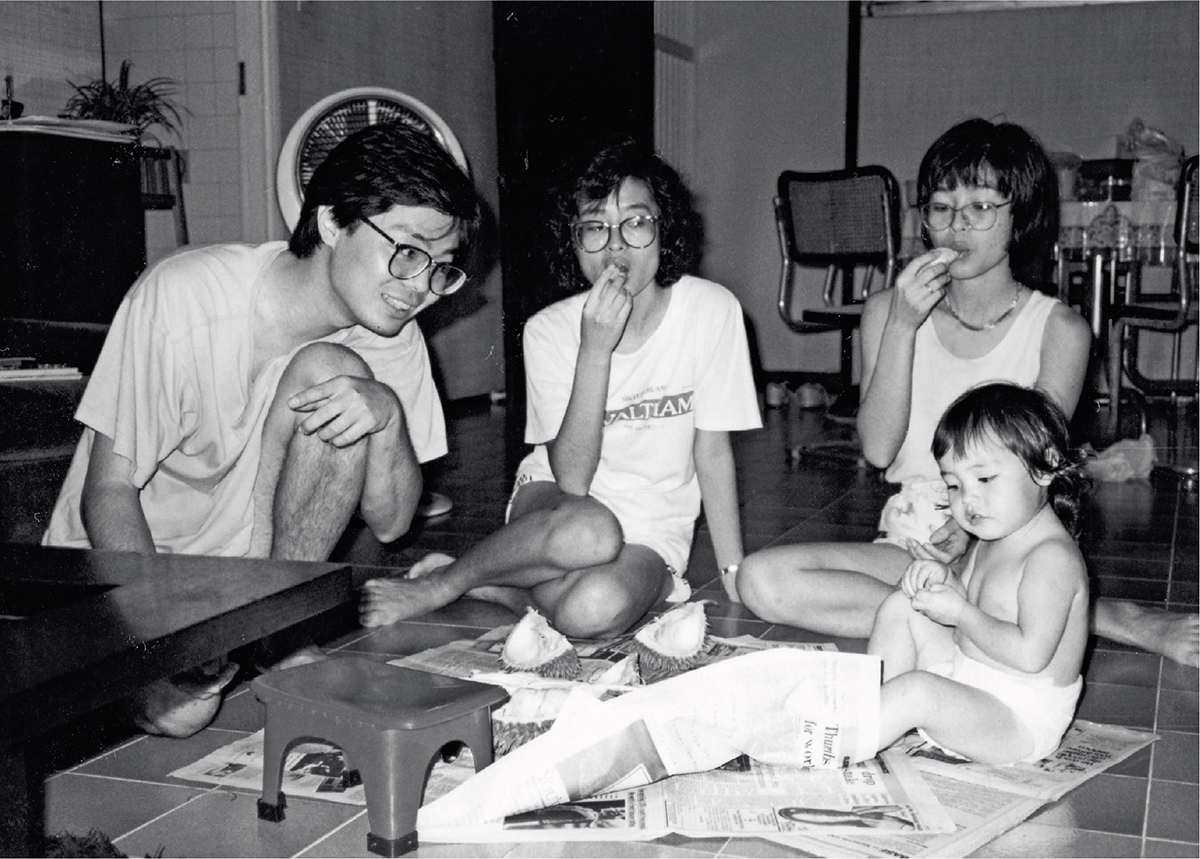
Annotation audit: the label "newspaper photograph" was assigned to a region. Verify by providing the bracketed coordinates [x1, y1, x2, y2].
[417, 649, 884, 828]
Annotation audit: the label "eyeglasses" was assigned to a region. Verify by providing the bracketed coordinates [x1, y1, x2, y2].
[570, 215, 660, 253]
[920, 200, 1012, 232]
[359, 218, 468, 296]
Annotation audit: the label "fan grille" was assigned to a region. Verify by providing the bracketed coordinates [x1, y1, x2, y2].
[296, 97, 442, 191]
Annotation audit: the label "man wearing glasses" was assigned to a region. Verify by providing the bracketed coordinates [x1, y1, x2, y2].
[43, 122, 483, 736]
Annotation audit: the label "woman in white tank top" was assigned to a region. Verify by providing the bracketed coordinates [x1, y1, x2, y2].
[736, 118, 1197, 669]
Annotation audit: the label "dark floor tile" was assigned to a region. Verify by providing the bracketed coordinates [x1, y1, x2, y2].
[114, 789, 364, 859]
[1085, 648, 1161, 688]
[1087, 554, 1174, 582]
[1156, 688, 1199, 732]
[1091, 575, 1170, 602]
[1160, 657, 1200, 692]
[1146, 778, 1200, 842]
[1075, 682, 1158, 729]
[337, 620, 499, 659]
[1144, 837, 1200, 857]
[45, 771, 203, 841]
[968, 820, 1144, 857]
[1027, 773, 1147, 836]
[76, 728, 253, 787]
[1152, 731, 1199, 784]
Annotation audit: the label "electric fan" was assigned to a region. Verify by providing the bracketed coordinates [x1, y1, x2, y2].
[275, 87, 469, 231]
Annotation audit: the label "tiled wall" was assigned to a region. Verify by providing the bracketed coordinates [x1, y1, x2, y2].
[104, 1, 242, 267]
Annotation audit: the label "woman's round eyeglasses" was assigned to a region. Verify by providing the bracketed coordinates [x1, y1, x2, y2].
[571, 215, 659, 253]
[920, 200, 1012, 232]
[359, 218, 468, 296]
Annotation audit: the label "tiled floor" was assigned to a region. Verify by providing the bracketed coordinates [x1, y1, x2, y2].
[38, 394, 1198, 858]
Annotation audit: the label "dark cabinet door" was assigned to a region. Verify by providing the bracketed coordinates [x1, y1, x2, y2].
[0, 131, 146, 325]
[493, 1, 654, 468]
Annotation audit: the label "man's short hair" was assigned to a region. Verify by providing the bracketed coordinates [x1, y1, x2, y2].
[289, 122, 483, 268]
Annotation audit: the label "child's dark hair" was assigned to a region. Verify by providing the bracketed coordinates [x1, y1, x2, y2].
[932, 383, 1090, 536]
[289, 122, 483, 266]
[918, 118, 1057, 283]
[546, 135, 704, 294]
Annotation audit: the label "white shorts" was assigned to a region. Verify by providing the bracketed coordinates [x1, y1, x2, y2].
[922, 646, 1082, 763]
[506, 472, 691, 603]
[874, 480, 951, 550]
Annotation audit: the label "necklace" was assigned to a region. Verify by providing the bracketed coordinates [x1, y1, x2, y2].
[939, 285, 1021, 332]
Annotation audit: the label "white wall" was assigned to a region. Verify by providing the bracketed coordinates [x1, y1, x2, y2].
[105, 1, 243, 265]
[859, 2, 1199, 193]
[685, 1, 850, 377]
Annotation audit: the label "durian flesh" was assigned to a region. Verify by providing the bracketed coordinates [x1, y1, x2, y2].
[491, 687, 572, 756]
[500, 607, 582, 680]
[632, 601, 709, 681]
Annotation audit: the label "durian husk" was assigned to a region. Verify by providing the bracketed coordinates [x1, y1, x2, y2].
[491, 687, 571, 755]
[500, 607, 583, 680]
[631, 601, 710, 683]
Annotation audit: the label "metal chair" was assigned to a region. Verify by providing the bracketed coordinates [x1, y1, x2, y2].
[774, 166, 901, 464]
[1106, 155, 1198, 485]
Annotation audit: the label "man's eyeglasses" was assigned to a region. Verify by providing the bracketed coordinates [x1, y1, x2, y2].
[920, 200, 1012, 232]
[359, 218, 468, 296]
[571, 215, 660, 253]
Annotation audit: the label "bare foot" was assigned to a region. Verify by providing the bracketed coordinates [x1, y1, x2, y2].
[360, 575, 455, 626]
[127, 659, 240, 738]
[1151, 612, 1199, 668]
[1096, 599, 1200, 668]
[407, 552, 456, 579]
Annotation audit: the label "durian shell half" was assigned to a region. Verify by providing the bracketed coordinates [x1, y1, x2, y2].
[632, 601, 709, 682]
[500, 607, 582, 680]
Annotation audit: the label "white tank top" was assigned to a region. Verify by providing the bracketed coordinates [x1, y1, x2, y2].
[885, 289, 1059, 486]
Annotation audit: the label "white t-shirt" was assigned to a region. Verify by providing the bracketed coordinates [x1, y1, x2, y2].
[517, 274, 762, 575]
[44, 242, 447, 557]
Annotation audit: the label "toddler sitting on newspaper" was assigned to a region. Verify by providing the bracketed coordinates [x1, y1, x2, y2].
[866, 383, 1089, 765]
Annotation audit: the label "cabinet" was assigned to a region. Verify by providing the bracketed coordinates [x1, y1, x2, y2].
[0, 129, 145, 325]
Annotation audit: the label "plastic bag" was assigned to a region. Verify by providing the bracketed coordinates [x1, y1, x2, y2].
[1081, 434, 1156, 482]
[1117, 118, 1184, 201]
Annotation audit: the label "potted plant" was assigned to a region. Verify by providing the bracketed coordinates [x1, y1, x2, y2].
[61, 60, 189, 229]
[61, 59, 184, 143]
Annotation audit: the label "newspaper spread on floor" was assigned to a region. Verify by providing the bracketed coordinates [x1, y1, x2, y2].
[170, 715, 1155, 855]
[758, 720, 1157, 857]
[169, 614, 1158, 856]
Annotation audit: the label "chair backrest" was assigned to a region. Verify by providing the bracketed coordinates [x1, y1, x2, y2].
[777, 167, 900, 263]
[775, 166, 901, 308]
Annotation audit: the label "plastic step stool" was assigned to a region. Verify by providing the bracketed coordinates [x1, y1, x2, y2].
[252, 656, 509, 857]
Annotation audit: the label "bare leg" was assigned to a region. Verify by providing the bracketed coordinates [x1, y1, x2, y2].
[530, 542, 671, 638]
[877, 671, 1034, 765]
[1093, 598, 1199, 668]
[253, 344, 379, 667]
[737, 541, 913, 638]
[360, 481, 627, 629]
